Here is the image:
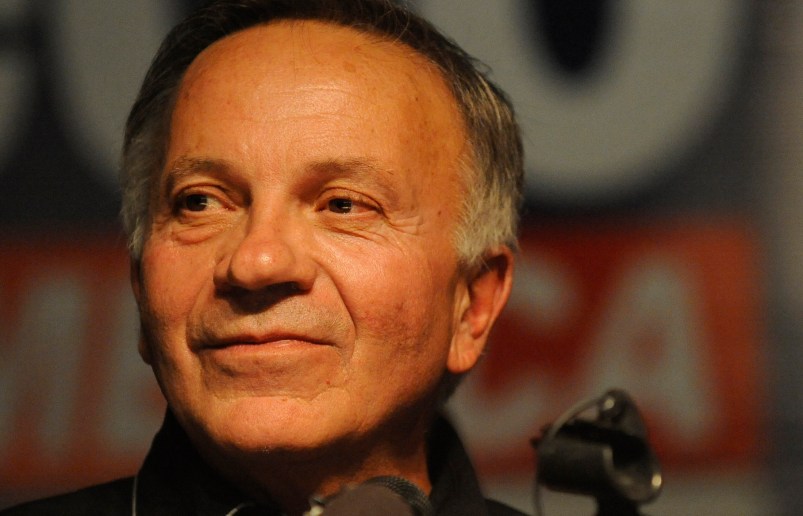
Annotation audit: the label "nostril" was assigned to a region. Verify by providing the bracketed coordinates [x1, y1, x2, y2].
[218, 281, 306, 314]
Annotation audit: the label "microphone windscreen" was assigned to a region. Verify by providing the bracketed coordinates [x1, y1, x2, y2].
[321, 483, 415, 516]
[365, 477, 434, 516]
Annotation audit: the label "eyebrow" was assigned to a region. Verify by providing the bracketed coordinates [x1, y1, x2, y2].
[307, 158, 401, 205]
[307, 158, 393, 180]
[162, 157, 235, 195]
[162, 155, 402, 206]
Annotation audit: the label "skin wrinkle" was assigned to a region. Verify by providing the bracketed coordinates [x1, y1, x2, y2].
[121, 13, 523, 268]
[161, 154, 426, 253]
[175, 23, 460, 243]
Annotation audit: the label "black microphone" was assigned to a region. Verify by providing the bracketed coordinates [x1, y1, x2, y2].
[306, 476, 434, 516]
[532, 389, 663, 516]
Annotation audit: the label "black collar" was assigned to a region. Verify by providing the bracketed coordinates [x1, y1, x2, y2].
[135, 411, 280, 515]
[133, 411, 491, 515]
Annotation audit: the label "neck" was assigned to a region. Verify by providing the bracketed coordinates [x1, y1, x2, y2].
[202, 422, 433, 515]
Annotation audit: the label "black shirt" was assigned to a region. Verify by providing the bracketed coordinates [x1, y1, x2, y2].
[2, 412, 528, 515]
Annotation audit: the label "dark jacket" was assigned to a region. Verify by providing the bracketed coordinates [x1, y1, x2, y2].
[2, 413, 527, 515]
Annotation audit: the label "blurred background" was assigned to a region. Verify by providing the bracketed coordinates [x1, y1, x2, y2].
[0, 0, 800, 514]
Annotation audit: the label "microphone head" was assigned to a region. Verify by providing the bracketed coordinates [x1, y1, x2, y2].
[321, 483, 415, 516]
[308, 476, 434, 516]
[365, 477, 434, 516]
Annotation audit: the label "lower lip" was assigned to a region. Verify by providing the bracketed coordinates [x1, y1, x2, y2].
[202, 339, 329, 357]
[198, 340, 338, 390]
[200, 339, 332, 370]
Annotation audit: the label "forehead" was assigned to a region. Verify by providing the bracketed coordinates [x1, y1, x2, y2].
[167, 19, 467, 206]
[178, 19, 462, 133]
[192, 18, 430, 76]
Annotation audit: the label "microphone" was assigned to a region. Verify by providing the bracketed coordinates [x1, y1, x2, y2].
[532, 389, 663, 516]
[306, 476, 434, 516]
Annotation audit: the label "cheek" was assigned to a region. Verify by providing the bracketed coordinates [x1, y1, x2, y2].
[333, 246, 456, 363]
[341, 255, 426, 321]
[138, 244, 208, 397]
[139, 242, 206, 338]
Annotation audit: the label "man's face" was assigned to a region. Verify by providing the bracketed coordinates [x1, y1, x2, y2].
[133, 21, 486, 460]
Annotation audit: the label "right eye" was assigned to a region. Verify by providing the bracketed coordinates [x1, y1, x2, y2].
[182, 193, 212, 212]
[327, 197, 354, 214]
[172, 191, 227, 217]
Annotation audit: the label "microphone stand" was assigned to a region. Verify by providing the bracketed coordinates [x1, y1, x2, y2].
[531, 389, 663, 516]
[596, 496, 642, 516]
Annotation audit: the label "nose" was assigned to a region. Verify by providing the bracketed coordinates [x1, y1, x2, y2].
[213, 211, 316, 295]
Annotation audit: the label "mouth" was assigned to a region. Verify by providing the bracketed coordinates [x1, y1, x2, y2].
[192, 330, 340, 385]
[201, 333, 330, 350]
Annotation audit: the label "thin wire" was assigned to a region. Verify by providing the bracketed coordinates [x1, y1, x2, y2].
[130, 473, 139, 516]
[226, 502, 259, 515]
[533, 393, 603, 516]
[533, 476, 545, 516]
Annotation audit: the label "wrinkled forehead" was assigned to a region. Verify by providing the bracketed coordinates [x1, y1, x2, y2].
[170, 19, 469, 182]
[162, 19, 470, 212]
[182, 19, 458, 117]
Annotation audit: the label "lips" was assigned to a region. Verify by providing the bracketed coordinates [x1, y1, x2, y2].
[189, 308, 347, 352]
[204, 333, 329, 349]
[193, 328, 340, 383]
[192, 331, 332, 350]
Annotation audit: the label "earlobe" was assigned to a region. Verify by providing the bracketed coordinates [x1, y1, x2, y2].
[447, 247, 514, 374]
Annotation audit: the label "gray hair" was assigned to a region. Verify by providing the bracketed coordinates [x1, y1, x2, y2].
[120, 0, 523, 269]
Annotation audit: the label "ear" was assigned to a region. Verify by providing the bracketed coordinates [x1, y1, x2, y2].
[130, 259, 153, 365]
[447, 246, 514, 374]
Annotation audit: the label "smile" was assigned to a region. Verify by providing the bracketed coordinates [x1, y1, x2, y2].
[197, 334, 339, 379]
[194, 328, 333, 349]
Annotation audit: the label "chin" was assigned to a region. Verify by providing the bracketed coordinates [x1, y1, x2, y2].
[181, 392, 359, 457]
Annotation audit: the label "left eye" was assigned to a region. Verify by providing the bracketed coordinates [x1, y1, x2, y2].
[183, 193, 212, 212]
[328, 198, 353, 213]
